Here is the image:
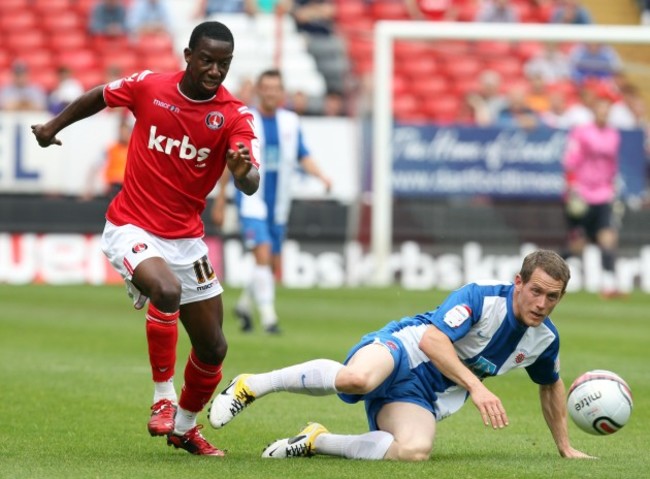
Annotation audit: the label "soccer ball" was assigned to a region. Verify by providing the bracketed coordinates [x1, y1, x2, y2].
[567, 370, 633, 435]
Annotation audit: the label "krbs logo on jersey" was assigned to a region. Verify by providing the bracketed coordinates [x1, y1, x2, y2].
[205, 111, 225, 130]
[132, 243, 148, 254]
[147, 125, 211, 163]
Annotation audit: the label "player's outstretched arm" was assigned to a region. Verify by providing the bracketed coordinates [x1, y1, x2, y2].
[31, 86, 107, 148]
[419, 325, 509, 429]
[227, 142, 259, 195]
[539, 380, 596, 459]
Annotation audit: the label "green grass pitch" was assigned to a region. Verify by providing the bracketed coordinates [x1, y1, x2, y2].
[1, 284, 648, 479]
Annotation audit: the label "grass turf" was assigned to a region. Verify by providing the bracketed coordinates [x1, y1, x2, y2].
[0, 285, 648, 479]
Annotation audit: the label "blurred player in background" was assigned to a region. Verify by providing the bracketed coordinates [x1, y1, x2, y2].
[212, 69, 331, 334]
[209, 250, 593, 461]
[31, 21, 260, 456]
[563, 97, 622, 298]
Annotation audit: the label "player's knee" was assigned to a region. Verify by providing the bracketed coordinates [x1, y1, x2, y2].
[194, 336, 227, 365]
[337, 369, 375, 394]
[148, 277, 182, 310]
[395, 441, 432, 462]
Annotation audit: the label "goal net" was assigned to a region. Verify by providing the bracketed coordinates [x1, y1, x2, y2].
[370, 21, 650, 285]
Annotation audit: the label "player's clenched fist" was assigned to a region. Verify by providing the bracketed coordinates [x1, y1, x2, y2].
[31, 124, 62, 148]
[227, 142, 259, 195]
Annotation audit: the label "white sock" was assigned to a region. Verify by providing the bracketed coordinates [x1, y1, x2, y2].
[246, 359, 343, 396]
[236, 286, 253, 313]
[316, 431, 394, 460]
[601, 271, 617, 291]
[251, 265, 277, 327]
[173, 406, 197, 435]
[153, 379, 177, 404]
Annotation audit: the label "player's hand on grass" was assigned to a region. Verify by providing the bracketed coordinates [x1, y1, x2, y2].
[470, 385, 509, 429]
[31, 124, 62, 148]
[559, 446, 597, 459]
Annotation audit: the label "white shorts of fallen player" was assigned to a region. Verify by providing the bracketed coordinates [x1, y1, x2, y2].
[101, 221, 223, 307]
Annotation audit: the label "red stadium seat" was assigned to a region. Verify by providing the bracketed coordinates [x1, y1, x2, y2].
[474, 41, 512, 58]
[370, 1, 409, 20]
[5, 31, 47, 53]
[41, 11, 83, 32]
[15, 51, 54, 70]
[56, 50, 99, 72]
[486, 58, 523, 79]
[0, 0, 30, 12]
[430, 41, 471, 59]
[515, 41, 544, 61]
[410, 76, 449, 97]
[335, 0, 367, 21]
[0, 10, 36, 33]
[394, 41, 432, 63]
[0, 49, 9, 70]
[76, 69, 107, 90]
[140, 53, 182, 73]
[103, 50, 140, 75]
[135, 33, 175, 55]
[32, 0, 72, 13]
[396, 57, 438, 78]
[30, 68, 59, 92]
[49, 31, 89, 52]
[441, 57, 483, 79]
[422, 96, 461, 124]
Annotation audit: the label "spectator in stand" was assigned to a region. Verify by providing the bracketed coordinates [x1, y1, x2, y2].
[608, 82, 647, 130]
[48, 66, 85, 115]
[524, 0, 554, 23]
[641, 0, 650, 25]
[563, 98, 622, 298]
[127, 0, 173, 36]
[404, 0, 474, 21]
[562, 83, 596, 127]
[524, 42, 571, 84]
[540, 90, 574, 129]
[89, 0, 128, 37]
[568, 43, 623, 85]
[0, 61, 47, 111]
[496, 85, 539, 129]
[474, 0, 519, 23]
[195, 0, 258, 17]
[526, 73, 551, 113]
[465, 70, 507, 125]
[83, 117, 132, 201]
[322, 90, 345, 116]
[550, 0, 592, 25]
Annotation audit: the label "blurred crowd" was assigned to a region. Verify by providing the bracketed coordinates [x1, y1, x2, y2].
[0, 0, 649, 127]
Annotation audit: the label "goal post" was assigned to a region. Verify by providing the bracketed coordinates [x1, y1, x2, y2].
[371, 21, 650, 286]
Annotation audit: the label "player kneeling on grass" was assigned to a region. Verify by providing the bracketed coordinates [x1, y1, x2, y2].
[209, 250, 594, 461]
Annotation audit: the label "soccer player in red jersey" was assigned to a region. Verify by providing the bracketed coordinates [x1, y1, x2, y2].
[31, 21, 260, 456]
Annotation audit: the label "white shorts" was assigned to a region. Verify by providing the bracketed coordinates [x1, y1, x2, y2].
[101, 221, 224, 306]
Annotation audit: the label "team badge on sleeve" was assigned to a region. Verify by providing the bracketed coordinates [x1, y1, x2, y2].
[443, 304, 472, 328]
[205, 111, 225, 130]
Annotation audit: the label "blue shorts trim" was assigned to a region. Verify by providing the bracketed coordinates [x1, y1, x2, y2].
[240, 217, 286, 254]
[337, 332, 436, 430]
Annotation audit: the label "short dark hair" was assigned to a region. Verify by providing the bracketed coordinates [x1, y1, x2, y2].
[188, 21, 234, 50]
[519, 250, 571, 293]
[257, 69, 283, 85]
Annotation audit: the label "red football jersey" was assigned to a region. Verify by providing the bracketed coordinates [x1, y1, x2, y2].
[103, 70, 259, 239]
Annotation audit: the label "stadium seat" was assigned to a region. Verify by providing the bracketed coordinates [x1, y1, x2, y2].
[370, 0, 410, 20]
[49, 31, 89, 52]
[0, 10, 36, 33]
[486, 58, 523, 79]
[140, 53, 182, 73]
[0, 49, 9, 70]
[422, 96, 461, 124]
[102, 51, 140, 75]
[396, 57, 438, 78]
[5, 31, 47, 53]
[76, 69, 107, 91]
[15, 51, 54, 71]
[41, 11, 83, 32]
[394, 41, 432, 63]
[515, 41, 544, 61]
[410, 76, 449, 97]
[135, 33, 175, 55]
[56, 50, 99, 72]
[440, 57, 483, 79]
[30, 68, 59, 92]
[474, 41, 512, 58]
[32, 0, 72, 13]
[335, 0, 367, 22]
[0, 0, 29, 12]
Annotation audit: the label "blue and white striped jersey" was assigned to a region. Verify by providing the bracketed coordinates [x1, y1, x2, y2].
[351, 281, 561, 421]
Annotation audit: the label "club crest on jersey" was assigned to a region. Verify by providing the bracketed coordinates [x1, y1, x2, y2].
[132, 243, 148, 254]
[443, 304, 472, 328]
[205, 111, 225, 130]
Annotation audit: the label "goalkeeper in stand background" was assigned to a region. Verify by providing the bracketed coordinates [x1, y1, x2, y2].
[212, 68, 331, 334]
[209, 250, 594, 461]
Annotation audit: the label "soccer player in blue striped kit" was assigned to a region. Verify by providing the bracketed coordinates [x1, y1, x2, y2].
[209, 249, 594, 460]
